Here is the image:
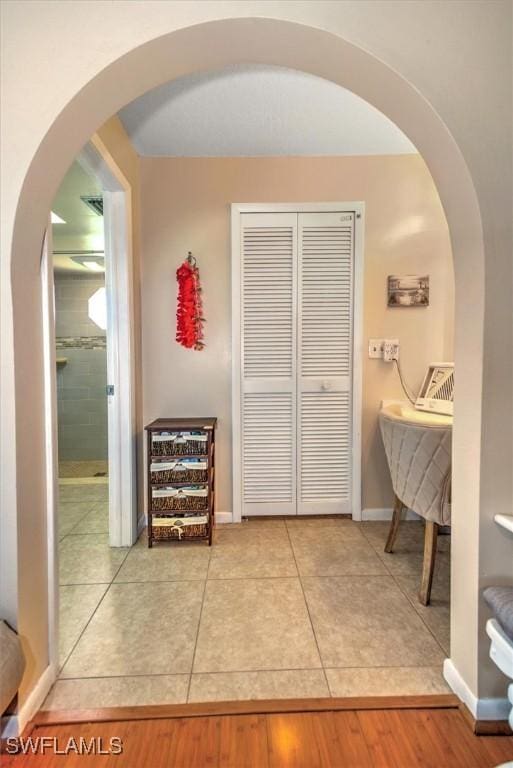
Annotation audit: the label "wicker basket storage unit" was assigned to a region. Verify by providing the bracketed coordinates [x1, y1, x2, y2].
[145, 418, 216, 547]
[150, 458, 208, 484]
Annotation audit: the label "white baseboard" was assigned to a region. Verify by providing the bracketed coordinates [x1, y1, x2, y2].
[215, 511, 232, 524]
[361, 507, 420, 521]
[7, 663, 56, 736]
[443, 658, 510, 721]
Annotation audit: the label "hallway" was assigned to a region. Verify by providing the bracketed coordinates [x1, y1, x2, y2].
[46, 483, 451, 710]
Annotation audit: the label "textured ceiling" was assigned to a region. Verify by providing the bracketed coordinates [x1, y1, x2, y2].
[119, 65, 417, 157]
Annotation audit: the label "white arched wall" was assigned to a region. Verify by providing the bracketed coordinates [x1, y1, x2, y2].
[1, 11, 511, 719]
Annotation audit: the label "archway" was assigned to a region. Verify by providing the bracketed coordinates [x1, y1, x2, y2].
[6, 18, 486, 716]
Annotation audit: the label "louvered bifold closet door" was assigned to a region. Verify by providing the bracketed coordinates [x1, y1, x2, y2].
[298, 212, 354, 515]
[240, 213, 297, 516]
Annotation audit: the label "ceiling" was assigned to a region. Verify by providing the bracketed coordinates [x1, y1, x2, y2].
[52, 161, 104, 273]
[119, 64, 417, 157]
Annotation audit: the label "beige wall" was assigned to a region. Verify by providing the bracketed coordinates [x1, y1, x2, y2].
[140, 155, 453, 514]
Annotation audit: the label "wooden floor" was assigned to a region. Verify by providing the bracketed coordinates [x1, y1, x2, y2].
[3, 697, 513, 767]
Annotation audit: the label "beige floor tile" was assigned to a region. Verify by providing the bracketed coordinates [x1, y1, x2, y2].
[379, 548, 451, 582]
[214, 524, 290, 546]
[42, 674, 189, 710]
[59, 584, 109, 668]
[208, 539, 297, 579]
[59, 484, 108, 502]
[286, 517, 358, 530]
[325, 666, 450, 697]
[360, 520, 425, 552]
[115, 539, 210, 582]
[287, 521, 366, 546]
[59, 460, 108, 479]
[221, 519, 287, 530]
[189, 669, 329, 703]
[59, 477, 109, 487]
[72, 504, 109, 534]
[395, 572, 451, 655]
[193, 578, 322, 673]
[362, 520, 451, 553]
[291, 539, 387, 578]
[61, 581, 204, 678]
[58, 504, 90, 540]
[59, 534, 129, 585]
[302, 576, 445, 668]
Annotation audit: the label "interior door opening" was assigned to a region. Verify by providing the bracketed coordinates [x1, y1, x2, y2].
[232, 203, 363, 522]
[42, 141, 137, 679]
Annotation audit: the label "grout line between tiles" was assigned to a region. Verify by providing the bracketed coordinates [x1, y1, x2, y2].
[56, 661, 445, 684]
[58, 532, 132, 678]
[57, 515, 450, 704]
[185, 548, 213, 702]
[358, 522, 450, 659]
[284, 522, 331, 697]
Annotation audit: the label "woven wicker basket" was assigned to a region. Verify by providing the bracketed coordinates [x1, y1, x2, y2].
[152, 435, 206, 456]
[152, 522, 208, 540]
[152, 494, 207, 512]
[151, 465, 208, 484]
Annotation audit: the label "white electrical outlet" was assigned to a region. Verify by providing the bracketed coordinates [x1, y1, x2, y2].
[383, 339, 400, 362]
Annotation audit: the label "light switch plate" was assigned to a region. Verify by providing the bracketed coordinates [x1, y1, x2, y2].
[368, 339, 384, 358]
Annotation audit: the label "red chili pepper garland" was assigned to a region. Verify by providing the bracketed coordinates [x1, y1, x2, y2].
[176, 255, 205, 350]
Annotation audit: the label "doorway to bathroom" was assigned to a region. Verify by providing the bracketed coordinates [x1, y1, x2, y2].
[53, 161, 109, 481]
[43, 140, 137, 678]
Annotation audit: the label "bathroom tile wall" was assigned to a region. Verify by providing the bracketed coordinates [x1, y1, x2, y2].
[55, 274, 108, 461]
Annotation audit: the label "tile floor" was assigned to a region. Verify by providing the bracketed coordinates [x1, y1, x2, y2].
[59, 460, 109, 478]
[43, 484, 451, 710]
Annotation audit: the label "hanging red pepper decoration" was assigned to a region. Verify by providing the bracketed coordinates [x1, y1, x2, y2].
[176, 252, 205, 350]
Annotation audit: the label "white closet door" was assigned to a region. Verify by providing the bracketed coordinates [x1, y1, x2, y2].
[297, 212, 354, 515]
[240, 213, 297, 516]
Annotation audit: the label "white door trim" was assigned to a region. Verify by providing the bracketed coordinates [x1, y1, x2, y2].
[77, 142, 137, 547]
[231, 202, 364, 523]
[41, 226, 59, 678]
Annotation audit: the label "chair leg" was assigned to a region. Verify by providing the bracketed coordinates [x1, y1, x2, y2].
[384, 495, 403, 553]
[419, 520, 439, 606]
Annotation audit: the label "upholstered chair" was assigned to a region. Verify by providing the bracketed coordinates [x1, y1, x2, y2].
[379, 410, 452, 605]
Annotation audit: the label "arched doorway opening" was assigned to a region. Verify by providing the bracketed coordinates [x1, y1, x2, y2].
[5, 18, 486, 721]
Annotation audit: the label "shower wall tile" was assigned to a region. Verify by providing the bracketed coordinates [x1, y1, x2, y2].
[55, 274, 108, 462]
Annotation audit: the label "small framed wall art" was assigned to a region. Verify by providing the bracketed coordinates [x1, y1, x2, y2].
[387, 275, 429, 307]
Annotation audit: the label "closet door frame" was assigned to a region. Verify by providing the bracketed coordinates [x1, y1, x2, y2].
[231, 202, 365, 524]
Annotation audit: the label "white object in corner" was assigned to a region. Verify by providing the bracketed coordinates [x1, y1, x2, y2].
[486, 619, 513, 730]
[495, 514, 513, 535]
[443, 658, 511, 722]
